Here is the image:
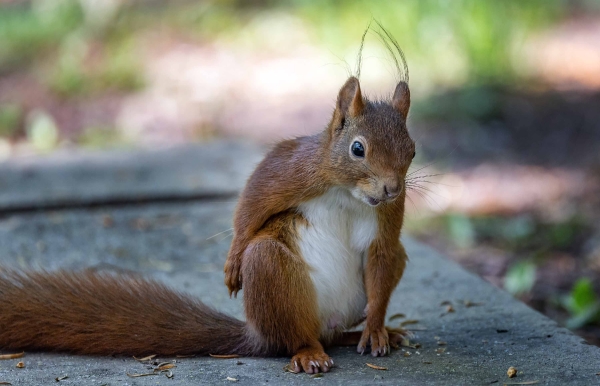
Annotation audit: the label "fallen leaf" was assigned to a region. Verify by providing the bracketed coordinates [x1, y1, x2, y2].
[464, 300, 483, 307]
[400, 338, 420, 349]
[0, 352, 24, 360]
[403, 352, 411, 357]
[502, 381, 539, 385]
[55, 375, 69, 381]
[226, 376, 238, 382]
[437, 341, 447, 346]
[102, 215, 114, 228]
[0, 382, 12, 385]
[435, 348, 446, 354]
[133, 355, 156, 362]
[210, 354, 240, 359]
[15, 362, 24, 368]
[388, 313, 406, 321]
[127, 372, 159, 378]
[282, 364, 297, 373]
[366, 363, 387, 370]
[311, 373, 324, 378]
[446, 305, 455, 313]
[400, 319, 419, 327]
[507, 367, 517, 378]
[155, 363, 176, 371]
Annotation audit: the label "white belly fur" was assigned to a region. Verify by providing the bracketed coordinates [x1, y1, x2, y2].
[297, 188, 378, 341]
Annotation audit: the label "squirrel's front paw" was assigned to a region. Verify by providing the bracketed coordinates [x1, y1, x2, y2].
[357, 326, 390, 357]
[223, 259, 242, 297]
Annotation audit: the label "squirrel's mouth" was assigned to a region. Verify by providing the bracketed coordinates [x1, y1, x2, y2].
[366, 196, 381, 206]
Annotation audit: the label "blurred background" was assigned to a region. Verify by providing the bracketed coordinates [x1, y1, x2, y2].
[1, 0, 599, 344]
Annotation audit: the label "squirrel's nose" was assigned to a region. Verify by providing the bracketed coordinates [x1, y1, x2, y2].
[384, 184, 400, 198]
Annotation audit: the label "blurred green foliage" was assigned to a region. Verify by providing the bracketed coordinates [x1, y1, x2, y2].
[562, 278, 600, 330]
[0, 0, 571, 95]
[504, 260, 537, 296]
[411, 213, 590, 256]
[77, 126, 130, 149]
[0, 1, 84, 72]
[0, 104, 21, 138]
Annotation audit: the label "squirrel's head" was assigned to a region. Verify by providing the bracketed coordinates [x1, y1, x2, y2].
[325, 76, 415, 207]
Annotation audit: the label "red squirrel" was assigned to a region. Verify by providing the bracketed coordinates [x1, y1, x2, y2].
[0, 29, 415, 375]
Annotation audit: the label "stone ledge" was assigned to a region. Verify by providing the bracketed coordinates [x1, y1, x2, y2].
[0, 142, 598, 385]
[0, 141, 264, 211]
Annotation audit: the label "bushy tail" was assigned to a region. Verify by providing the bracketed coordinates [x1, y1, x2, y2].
[0, 269, 258, 356]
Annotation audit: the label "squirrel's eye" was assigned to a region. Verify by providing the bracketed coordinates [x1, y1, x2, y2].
[351, 141, 365, 158]
[412, 151, 416, 159]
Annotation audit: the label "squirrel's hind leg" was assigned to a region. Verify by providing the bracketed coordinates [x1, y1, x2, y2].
[241, 226, 333, 373]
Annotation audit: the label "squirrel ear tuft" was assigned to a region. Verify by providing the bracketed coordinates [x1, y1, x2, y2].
[392, 81, 410, 119]
[336, 77, 364, 118]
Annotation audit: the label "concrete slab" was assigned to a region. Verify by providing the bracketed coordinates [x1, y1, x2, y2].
[0, 201, 599, 385]
[0, 141, 264, 212]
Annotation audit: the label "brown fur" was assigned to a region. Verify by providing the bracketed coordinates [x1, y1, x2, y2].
[0, 270, 253, 356]
[0, 74, 415, 374]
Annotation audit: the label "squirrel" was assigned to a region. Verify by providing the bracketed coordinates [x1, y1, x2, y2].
[0, 28, 415, 375]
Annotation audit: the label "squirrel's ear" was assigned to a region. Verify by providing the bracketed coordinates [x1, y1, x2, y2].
[336, 77, 364, 118]
[392, 81, 410, 119]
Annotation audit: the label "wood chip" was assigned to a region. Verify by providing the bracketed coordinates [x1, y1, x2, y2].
[133, 354, 156, 362]
[437, 341, 447, 346]
[502, 382, 539, 385]
[388, 313, 406, 321]
[226, 376, 238, 382]
[507, 367, 517, 378]
[0, 352, 24, 360]
[209, 354, 240, 359]
[126, 372, 159, 378]
[55, 375, 69, 381]
[15, 362, 24, 368]
[366, 363, 387, 370]
[400, 319, 419, 327]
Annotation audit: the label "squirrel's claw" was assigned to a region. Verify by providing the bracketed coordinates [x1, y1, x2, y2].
[224, 258, 243, 296]
[357, 326, 391, 357]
